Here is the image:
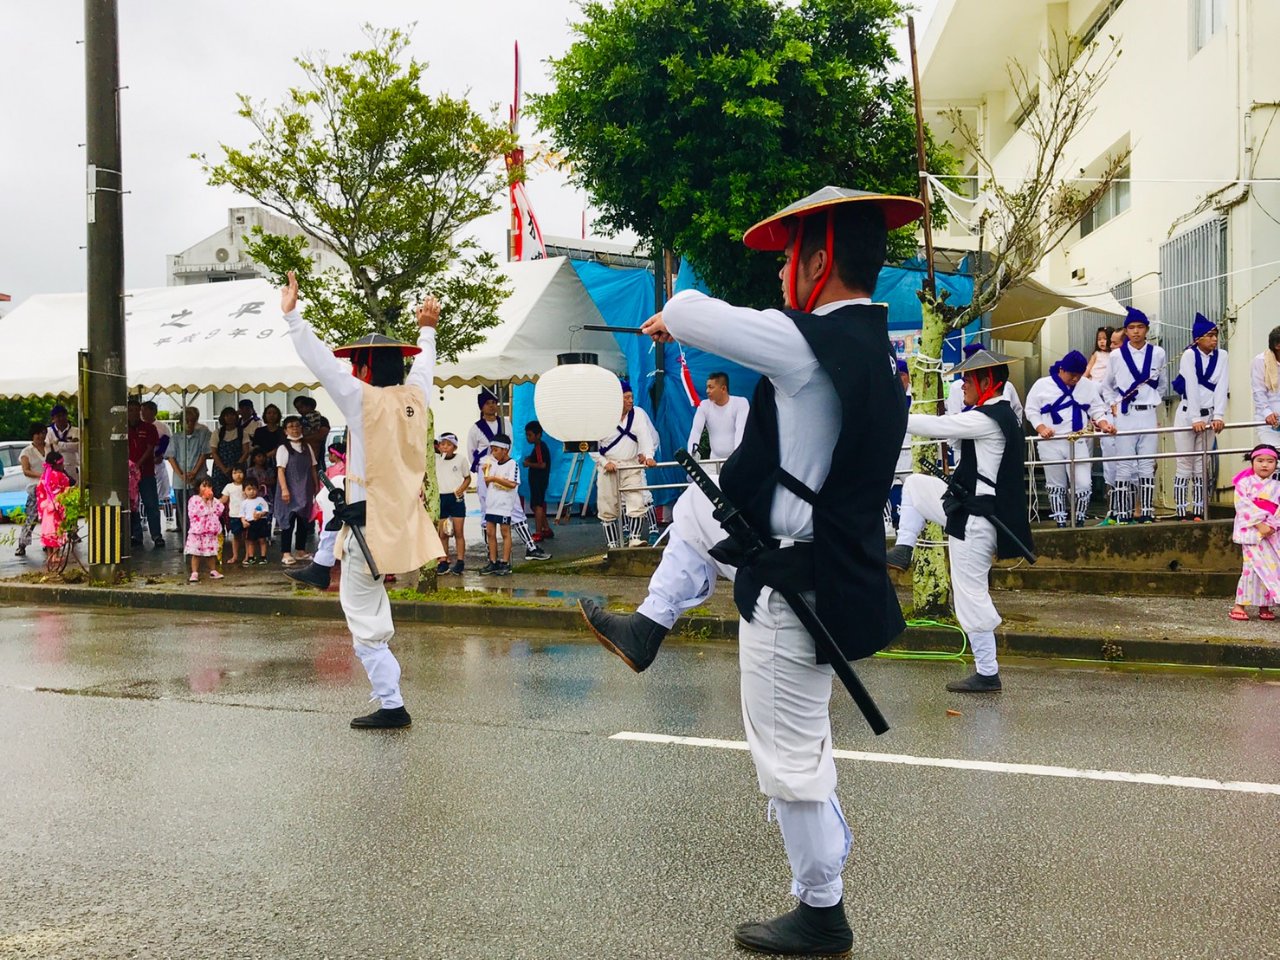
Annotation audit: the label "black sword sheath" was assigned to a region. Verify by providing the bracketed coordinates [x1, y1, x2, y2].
[674, 450, 890, 736]
[918, 458, 1037, 564]
[317, 469, 381, 580]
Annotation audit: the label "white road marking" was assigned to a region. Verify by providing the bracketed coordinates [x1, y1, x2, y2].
[610, 731, 1280, 797]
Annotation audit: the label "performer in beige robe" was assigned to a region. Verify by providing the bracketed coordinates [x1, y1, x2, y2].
[281, 273, 444, 729]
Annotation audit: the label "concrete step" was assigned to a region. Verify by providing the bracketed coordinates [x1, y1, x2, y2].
[990, 566, 1238, 597]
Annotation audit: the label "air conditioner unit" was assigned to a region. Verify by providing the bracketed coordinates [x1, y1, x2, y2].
[215, 248, 230, 263]
[1071, 267, 1086, 282]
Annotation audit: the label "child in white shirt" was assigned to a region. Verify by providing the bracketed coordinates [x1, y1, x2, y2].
[480, 433, 519, 576]
[220, 467, 247, 565]
[241, 480, 272, 565]
[435, 432, 470, 575]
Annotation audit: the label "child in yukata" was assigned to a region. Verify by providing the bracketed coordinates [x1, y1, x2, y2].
[1230, 443, 1280, 621]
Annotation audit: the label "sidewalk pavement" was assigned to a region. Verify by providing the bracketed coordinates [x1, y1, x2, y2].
[2, 513, 1277, 670]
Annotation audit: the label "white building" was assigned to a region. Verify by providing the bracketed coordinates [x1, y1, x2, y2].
[920, 0, 1280, 436]
[166, 206, 345, 286]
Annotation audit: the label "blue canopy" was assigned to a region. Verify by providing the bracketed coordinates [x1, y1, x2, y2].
[510, 256, 980, 508]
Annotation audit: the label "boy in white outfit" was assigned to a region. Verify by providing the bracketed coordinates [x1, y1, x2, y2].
[1172, 314, 1227, 520]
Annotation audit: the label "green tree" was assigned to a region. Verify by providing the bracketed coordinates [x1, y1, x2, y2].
[0, 398, 64, 441]
[196, 26, 515, 359]
[531, 0, 950, 307]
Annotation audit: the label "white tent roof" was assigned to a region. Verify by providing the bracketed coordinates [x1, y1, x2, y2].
[0, 278, 318, 399]
[433, 257, 622, 387]
[989, 276, 1127, 343]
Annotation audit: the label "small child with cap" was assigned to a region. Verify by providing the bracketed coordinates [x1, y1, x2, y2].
[436, 432, 469, 575]
[1230, 443, 1280, 621]
[480, 433, 519, 575]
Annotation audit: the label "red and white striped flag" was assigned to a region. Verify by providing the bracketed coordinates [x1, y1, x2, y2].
[679, 350, 701, 407]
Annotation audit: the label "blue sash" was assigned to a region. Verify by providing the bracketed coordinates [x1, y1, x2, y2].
[1117, 342, 1158, 414]
[600, 409, 638, 455]
[1039, 367, 1088, 432]
[470, 417, 504, 472]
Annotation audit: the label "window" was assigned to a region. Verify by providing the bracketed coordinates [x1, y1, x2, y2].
[1012, 90, 1039, 130]
[1191, 0, 1226, 52]
[1081, 0, 1125, 47]
[1080, 168, 1131, 237]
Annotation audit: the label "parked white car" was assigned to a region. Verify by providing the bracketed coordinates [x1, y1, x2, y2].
[0, 441, 32, 494]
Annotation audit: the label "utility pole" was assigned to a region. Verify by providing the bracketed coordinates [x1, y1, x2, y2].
[84, 0, 129, 580]
[907, 15, 937, 297]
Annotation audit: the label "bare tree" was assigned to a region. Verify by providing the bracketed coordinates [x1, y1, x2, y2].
[907, 32, 1131, 615]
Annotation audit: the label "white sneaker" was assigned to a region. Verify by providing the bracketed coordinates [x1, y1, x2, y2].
[627, 538, 647, 548]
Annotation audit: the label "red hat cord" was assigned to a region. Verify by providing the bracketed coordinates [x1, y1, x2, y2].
[966, 370, 1003, 407]
[786, 209, 836, 312]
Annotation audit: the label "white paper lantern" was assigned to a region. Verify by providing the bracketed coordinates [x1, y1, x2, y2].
[535, 353, 624, 452]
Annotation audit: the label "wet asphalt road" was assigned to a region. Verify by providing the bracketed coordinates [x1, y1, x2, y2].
[1, 606, 1278, 960]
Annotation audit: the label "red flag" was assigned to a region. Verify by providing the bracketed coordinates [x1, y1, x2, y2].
[0, 293, 11, 302]
[679, 351, 701, 407]
[505, 41, 547, 262]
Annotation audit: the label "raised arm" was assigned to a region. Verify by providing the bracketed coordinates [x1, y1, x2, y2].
[907, 409, 1004, 442]
[652, 291, 812, 381]
[406, 297, 440, 405]
[280, 272, 362, 421]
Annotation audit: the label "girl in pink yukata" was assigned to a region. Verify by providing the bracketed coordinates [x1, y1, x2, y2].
[36, 451, 73, 551]
[1230, 443, 1280, 621]
[186, 479, 226, 583]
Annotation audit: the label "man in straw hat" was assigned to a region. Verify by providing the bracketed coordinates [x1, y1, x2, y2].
[886, 348, 1033, 693]
[585, 186, 922, 956]
[280, 273, 445, 729]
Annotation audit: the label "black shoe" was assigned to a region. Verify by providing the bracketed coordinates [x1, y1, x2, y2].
[578, 597, 668, 673]
[284, 560, 333, 589]
[885, 544, 914, 570]
[449, 560, 465, 575]
[946, 671, 1002, 693]
[436, 560, 450, 575]
[495, 562, 512, 576]
[1055, 520, 1067, 528]
[14, 544, 25, 557]
[479, 561, 498, 576]
[733, 900, 853, 957]
[350, 706, 412, 729]
[153, 537, 165, 548]
[525, 545, 552, 561]
[1075, 519, 1086, 527]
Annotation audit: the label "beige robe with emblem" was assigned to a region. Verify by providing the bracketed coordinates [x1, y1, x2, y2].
[336, 381, 444, 573]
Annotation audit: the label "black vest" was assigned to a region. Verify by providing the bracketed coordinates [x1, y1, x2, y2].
[719, 304, 908, 662]
[945, 402, 1032, 560]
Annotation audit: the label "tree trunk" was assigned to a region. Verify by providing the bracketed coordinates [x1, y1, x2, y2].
[416, 406, 441, 594]
[908, 294, 951, 617]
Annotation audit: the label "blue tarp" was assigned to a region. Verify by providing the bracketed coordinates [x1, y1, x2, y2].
[509, 255, 981, 509]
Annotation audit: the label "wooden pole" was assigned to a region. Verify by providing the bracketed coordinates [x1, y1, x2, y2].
[907, 15, 936, 296]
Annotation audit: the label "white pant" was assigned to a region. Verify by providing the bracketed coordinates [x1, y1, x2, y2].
[339, 538, 403, 709]
[1037, 436, 1092, 494]
[596, 462, 647, 522]
[1258, 424, 1280, 448]
[314, 528, 338, 566]
[1113, 407, 1159, 481]
[897, 474, 1000, 675]
[1173, 404, 1214, 478]
[641, 485, 850, 906]
[1099, 434, 1118, 486]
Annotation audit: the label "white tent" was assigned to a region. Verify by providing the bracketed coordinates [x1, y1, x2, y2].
[989, 276, 1128, 343]
[0, 278, 317, 399]
[433, 257, 623, 387]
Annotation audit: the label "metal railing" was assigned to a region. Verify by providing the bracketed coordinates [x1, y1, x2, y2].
[611, 457, 726, 547]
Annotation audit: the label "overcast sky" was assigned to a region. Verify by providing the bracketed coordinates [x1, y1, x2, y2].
[0, 0, 937, 306]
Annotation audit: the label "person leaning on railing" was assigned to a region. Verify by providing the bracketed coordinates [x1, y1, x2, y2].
[1250, 325, 1280, 449]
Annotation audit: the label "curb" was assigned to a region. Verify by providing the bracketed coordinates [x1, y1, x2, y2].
[2, 582, 1277, 671]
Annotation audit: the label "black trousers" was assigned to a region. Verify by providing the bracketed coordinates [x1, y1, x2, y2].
[131, 475, 162, 542]
[279, 514, 311, 554]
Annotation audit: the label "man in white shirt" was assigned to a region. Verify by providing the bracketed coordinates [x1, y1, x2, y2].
[1173, 314, 1228, 520]
[1250, 325, 1280, 448]
[591, 381, 657, 548]
[686, 371, 750, 463]
[47, 404, 81, 484]
[1025, 350, 1115, 527]
[888, 349, 1032, 692]
[1102, 308, 1167, 522]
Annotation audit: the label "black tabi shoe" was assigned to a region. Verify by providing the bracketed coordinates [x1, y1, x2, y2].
[946, 671, 1003, 693]
[1055, 520, 1068, 529]
[578, 597, 667, 673]
[733, 901, 853, 957]
[284, 560, 333, 590]
[885, 544, 914, 570]
[350, 706, 412, 729]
